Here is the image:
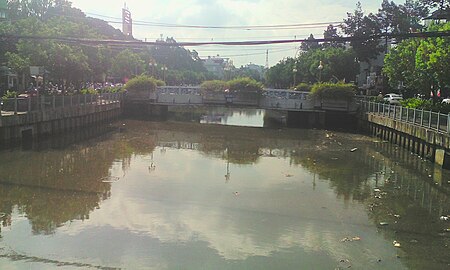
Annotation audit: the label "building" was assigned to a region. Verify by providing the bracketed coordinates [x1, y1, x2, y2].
[202, 56, 231, 79]
[122, 5, 132, 37]
[0, 0, 7, 21]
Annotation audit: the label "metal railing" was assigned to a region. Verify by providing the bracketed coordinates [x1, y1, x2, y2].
[361, 101, 450, 134]
[0, 93, 123, 117]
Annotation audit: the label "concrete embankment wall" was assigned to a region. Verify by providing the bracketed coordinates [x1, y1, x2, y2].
[0, 103, 121, 143]
[360, 113, 450, 169]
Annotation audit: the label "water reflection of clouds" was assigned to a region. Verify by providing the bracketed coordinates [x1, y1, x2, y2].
[57, 150, 403, 268]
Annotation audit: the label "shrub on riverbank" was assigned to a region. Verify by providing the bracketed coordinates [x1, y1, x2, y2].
[200, 80, 228, 92]
[293, 83, 312, 92]
[228, 77, 263, 92]
[310, 82, 356, 101]
[125, 75, 158, 92]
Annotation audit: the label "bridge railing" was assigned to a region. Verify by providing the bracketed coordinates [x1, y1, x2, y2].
[0, 92, 123, 116]
[361, 101, 450, 134]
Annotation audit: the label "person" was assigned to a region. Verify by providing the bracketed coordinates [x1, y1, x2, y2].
[377, 92, 383, 99]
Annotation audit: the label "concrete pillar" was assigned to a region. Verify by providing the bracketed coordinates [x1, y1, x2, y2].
[435, 149, 450, 169]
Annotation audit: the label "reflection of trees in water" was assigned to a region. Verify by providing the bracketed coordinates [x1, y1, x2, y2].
[0, 186, 104, 235]
[0, 129, 143, 235]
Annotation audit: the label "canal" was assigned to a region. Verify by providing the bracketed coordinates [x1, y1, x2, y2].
[0, 107, 449, 270]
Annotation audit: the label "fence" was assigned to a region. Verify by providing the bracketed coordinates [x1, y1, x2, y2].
[0, 93, 123, 116]
[361, 101, 450, 134]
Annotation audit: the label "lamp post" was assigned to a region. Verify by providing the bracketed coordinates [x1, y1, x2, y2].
[292, 67, 297, 87]
[161, 66, 168, 83]
[149, 62, 157, 77]
[318, 60, 324, 83]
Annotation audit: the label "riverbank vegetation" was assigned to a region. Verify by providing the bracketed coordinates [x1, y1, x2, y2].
[125, 75, 165, 92]
[310, 83, 357, 101]
[201, 77, 263, 92]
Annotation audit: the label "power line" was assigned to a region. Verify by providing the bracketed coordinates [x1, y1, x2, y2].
[85, 12, 340, 30]
[1, 31, 449, 47]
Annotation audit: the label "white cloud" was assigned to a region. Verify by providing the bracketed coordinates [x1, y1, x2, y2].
[70, 0, 382, 66]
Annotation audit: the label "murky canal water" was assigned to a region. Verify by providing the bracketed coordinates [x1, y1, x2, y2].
[0, 108, 449, 270]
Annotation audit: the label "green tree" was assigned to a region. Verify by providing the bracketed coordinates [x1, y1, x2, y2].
[300, 34, 320, 52]
[111, 49, 145, 80]
[323, 24, 343, 48]
[266, 47, 359, 88]
[383, 22, 450, 98]
[421, 0, 450, 9]
[342, 2, 384, 63]
[5, 52, 30, 90]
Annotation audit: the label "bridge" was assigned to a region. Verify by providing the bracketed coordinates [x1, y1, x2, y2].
[126, 86, 358, 112]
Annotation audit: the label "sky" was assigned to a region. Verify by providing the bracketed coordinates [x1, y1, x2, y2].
[69, 0, 383, 67]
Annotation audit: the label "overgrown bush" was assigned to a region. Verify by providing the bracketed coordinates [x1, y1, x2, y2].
[400, 98, 432, 109]
[152, 78, 166, 87]
[80, 88, 98, 95]
[1, 90, 18, 101]
[401, 98, 450, 114]
[200, 80, 229, 92]
[102, 86, 125, 93]
[293, 83, 312, 92]
[310, 82, 356, 101]
[125, 75, 157, 92]
[228, 77, 263, 92]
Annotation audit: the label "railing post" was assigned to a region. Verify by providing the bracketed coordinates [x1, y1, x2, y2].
[437, 113, 441, 131]
[421, 109, 424, 126]
[393, 105, 396, 119]
[0, 99, 2, 118]
[52, 95, 56, 110]
[70, 95, 73, 107]
[428, 110, 432, 128]
[28, 96, 31, 112]
[14, 96, 18, 115]
[447, 114, 450, 134]
[62, 95, 65, 108]
[413, 109, 416, 124]
[84, 94, 87, 105]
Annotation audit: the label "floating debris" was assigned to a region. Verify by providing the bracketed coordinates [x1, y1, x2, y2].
[393, 241, 401, 248]
[101, 176, 120, 183]
[285, 174, 294, 178]
[374, 188, 381, 192]
[440, 216, 449, 221]
[338, 259, 352, 269]
[410, 239, 418, 243]
[340, 236, 361, 242]
[234, 191, 240, 196]
[350, 148, 358, 152]
[379, 222, 389, 226]
[0, 213, 5, 218]
[393, 214, 401, 219]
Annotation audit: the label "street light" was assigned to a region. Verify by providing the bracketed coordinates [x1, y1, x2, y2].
[161, 66, 168, 83]
[292, 67, 298, 87]
[317, 60, 324, 83]
[149, 62, 157, 77]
